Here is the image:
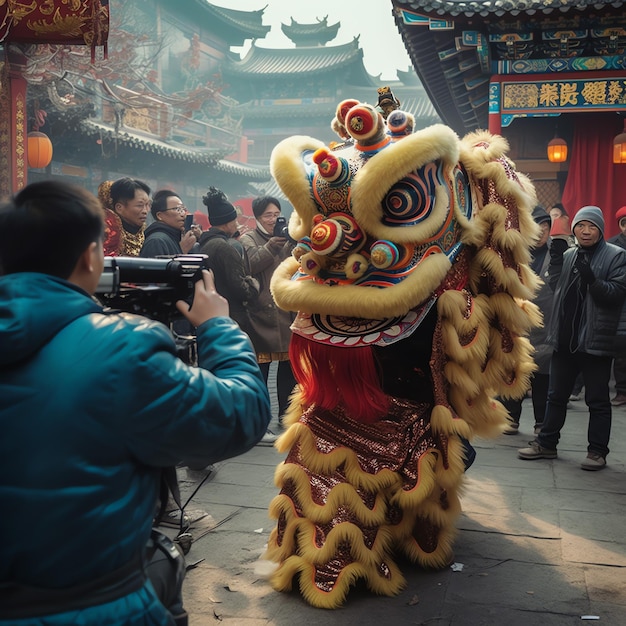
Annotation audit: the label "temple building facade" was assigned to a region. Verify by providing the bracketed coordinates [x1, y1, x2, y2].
[2, 1, 438, 223]
[393, 0, 626, 234]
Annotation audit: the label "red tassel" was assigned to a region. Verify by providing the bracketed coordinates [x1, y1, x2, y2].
[289, 334, 388, 423]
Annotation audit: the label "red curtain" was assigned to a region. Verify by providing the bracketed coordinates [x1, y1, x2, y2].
[561, 113, 625, 240]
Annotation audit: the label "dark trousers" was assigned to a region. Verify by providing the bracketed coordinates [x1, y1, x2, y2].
[613, 355, 626, 395]
[538, 350, 613, 457]
[259, 360, 297, 418]
[501, 372, 549, 428]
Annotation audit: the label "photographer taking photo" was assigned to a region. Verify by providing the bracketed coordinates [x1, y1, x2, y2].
[0, 181, 272, 625]
[240, 196, 297, 430]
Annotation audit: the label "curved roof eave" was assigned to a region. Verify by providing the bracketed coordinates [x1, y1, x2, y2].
[81, 120, 225, 164]
[281, 20, 341, 44]
[215, 159, 271, 180]
[224, 40, 363, 76]
[392, 0, 624, 18]
[193, 1, 270, 39]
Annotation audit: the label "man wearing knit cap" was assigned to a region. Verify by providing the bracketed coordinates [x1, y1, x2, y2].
[519, 205, 626, 470]
[198, 187, 258, 335]
[198, 187, 278, 446]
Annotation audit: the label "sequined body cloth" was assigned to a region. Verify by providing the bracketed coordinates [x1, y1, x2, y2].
[264, 391, 461, 608]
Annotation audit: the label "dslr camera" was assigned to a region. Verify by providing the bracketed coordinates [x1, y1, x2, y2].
[96, 254, 210, 324]
[273, 216, 289, 238]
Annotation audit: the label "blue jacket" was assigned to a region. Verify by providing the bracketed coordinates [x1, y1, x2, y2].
[0, 273, 272, 625]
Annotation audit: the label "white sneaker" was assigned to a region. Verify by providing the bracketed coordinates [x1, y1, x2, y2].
[257, 429, 278, 446]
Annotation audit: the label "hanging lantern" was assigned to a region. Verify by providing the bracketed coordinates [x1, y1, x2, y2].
[547, 136, 568, 163]
[27, 131, 53, 169]
[613, 119, 626, 164]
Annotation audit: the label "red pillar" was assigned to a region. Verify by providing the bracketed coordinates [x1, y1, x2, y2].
[0, 50, 28, 198]
[9, 65, 28, 192]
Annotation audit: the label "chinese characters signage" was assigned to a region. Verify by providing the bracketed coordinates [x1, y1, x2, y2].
[502, 77, 626, 113]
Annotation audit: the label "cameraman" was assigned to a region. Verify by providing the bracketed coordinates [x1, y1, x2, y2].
[0, 181, 272, 625]
[240, 196, 297, 429]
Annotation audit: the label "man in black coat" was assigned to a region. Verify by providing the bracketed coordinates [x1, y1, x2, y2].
[140, 190, 197, 258]
[519, 206, 626, 470]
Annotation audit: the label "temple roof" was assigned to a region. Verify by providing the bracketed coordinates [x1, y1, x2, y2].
[191, 1, 270, 45]
[393, 0, 626, 135]
[224, 39, 368, 78]
[281, 16, 341, 46]
[215, 158, 270, 180]
[82, 120, 223, 165]
[82, 119, 271, 179]
[393, 0, 623, 17]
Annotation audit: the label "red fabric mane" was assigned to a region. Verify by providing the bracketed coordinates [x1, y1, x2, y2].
[289, 334, 388, 423]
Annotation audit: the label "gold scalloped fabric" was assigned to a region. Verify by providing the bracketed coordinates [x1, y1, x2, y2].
[264, 397, 463, 609]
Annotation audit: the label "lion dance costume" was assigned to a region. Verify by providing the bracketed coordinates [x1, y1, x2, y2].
[262, 94, 541, 608]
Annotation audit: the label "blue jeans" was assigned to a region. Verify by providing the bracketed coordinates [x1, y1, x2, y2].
[538, 350, 613, 457]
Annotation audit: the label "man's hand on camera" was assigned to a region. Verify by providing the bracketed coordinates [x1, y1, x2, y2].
[267, 236, 287, 253]
[176, 270, 229, 326]
[180, 230, 197, 254]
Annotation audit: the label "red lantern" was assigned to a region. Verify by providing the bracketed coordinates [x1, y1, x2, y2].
[547, 136, 567, 163]
[27, 131, 53, 169]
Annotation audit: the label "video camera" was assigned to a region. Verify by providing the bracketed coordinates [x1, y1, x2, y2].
[96, 254, 210, 324]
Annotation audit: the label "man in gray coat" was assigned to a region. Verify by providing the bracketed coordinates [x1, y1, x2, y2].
[519, 206, 626, 469]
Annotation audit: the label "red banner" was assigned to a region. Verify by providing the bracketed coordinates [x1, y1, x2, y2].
[0, 0, 109, 51]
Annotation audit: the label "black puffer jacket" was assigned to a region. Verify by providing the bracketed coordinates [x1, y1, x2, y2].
[198, 228, 259, 335]
[140, 222, 183, 257]
[547, 239, 626, 356]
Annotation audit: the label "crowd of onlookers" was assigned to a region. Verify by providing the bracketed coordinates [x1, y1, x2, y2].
[513, 201, 626, 471]
[97, 175, 626, 471]
[97, 176, 296, 445]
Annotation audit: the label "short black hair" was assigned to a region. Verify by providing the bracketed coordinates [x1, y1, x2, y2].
[110, 177, 151, 209]
[252, 196, 281, 218]
[151, 189, 179, 219]
[0, 181, 104, 278]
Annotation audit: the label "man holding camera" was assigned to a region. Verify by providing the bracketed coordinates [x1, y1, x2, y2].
[0, 181, 272, 625]
[240, 196, 297, 429]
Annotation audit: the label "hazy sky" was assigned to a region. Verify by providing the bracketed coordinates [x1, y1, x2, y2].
[222, 0, 413, 80]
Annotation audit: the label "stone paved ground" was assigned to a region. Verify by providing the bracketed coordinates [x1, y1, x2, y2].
[177, 390, 626, 626]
